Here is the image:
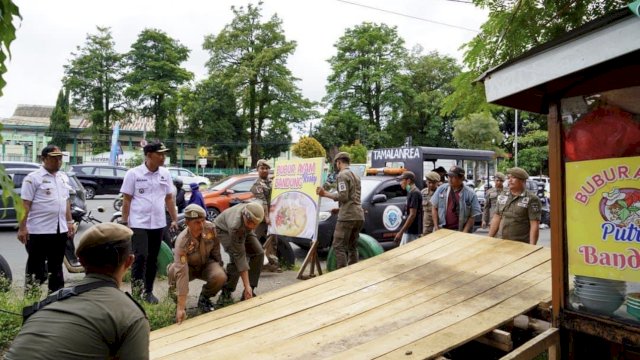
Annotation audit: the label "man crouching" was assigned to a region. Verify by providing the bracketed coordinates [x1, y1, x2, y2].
[168, 204, 227, 324]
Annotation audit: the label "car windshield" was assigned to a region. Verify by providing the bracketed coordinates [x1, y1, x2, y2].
[211, 177, 238, 191]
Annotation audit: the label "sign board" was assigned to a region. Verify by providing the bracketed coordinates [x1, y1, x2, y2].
[566, 156, 640, 281]
[62, 151, 70, 163]
[199, 158, 207, 167]
[198, 146, 208, 157]
[268, 158, 324, 241]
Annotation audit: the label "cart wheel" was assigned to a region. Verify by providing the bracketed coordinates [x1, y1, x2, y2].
[326, 233, 384, 272]
[156, 242, 173, 277]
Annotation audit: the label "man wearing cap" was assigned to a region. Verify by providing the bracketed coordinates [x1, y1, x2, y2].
[316, 152, 364, 269]
[215, 202, 265, 302]
[489, 167, 542, 245]
[431, 166, 481, 233]
[482, 172, 506, 229]
[17, 145, 75, 293]
[250, 159, 280, 272]
[168, 204, 226, 323]
[7, 223, 149, 359]
[421, 171, 441, 235]
[394, 171, 422, 245]
[120, 141, 179, 303]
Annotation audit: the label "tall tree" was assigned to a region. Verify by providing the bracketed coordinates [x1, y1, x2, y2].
[64, 27, 127, 154]
[204, 3, 315, 167]
[47, 88, 71, 150]
[324, 22, 407, 132]
[261, 119, 292, 160]
[126, 28, 193, 146]
[313, 109, 366, 153]
[180, 78, 246, 168]
[453, 112, 503, 151]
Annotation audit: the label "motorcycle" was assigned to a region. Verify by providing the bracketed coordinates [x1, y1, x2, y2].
[536, 183, 551, 226]
[65, 206, 105, 273]
[113, 193, 124, 211]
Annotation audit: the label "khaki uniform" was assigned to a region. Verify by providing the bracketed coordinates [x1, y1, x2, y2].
[483, 187, 504, 224]
[421, 188, 435, 234]
[168, 222, 227, 298]
[7, 274, 149, 360]
[214, 204, 265, 291]
[251, 177, 278, 264]
[333, 168, 365, 268]
[496, 191, 542, 243]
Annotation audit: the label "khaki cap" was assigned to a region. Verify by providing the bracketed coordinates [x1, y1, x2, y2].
[256, 159, 271, 169]
[494, 172, 506, 181]
[333, 152, 351, 163]
[184, 204, 206, 219]
[507, 167, 529, 180]
[41, 145, 63, 157]
[426, 171, 441, 182]
[244, 202, 264, 223]
[76, 223, 133, 255]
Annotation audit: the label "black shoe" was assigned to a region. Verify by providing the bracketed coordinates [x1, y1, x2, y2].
[216, 289, 234, 307]
[198, 294, 216, 313]
[143, 292, 159, 304]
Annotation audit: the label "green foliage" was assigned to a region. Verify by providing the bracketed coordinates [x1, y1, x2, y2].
[0, 288, 41, 352]
[513, 122, 549, 175]
[313, 109, 366, 152]
[125, 28, 193, 142]
[292, 136, 326, 159]
[46, 89, 71, 150]
[140, 297, 176, 331]
[339, 141, 367, 164]
[324, 22, 407, 131]
[63, 27, 128, 154]
[203, 2, 315, 167]
[261, 119, 292, 160]
[453, 113, 503, 151]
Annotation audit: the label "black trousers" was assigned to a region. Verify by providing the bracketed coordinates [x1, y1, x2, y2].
[25, 232, 67, 293]
[131, 227, 164, 294]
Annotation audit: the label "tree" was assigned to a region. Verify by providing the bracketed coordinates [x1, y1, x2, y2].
[385, 50, 461, 148]
[324, 22, 407, 132]
[453, 112, 503, 181]
[261, 119, 292, 160]
[64, 27, 127, 154]
[47, 89, 70, 150]
[125, 28, 193, 152]
[203, 3, 315, 168]
[514, 122, 549, 175]
[0, 0, 22, 220]
[313, 109, 366, 153]
[180, 78, 246, 168]
[292, 136, 326, 159]
[339, 141, 367, 164]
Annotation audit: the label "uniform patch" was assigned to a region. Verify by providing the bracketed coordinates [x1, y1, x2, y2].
[498, 195, 508, 204]
[180, 255, 187, 264]
[517, 202, 529, 208]
[521, 197, 530, 204]
[338, 181, 346, 192]
[139, 188, 145, 194]
[531, 204, 540, 212]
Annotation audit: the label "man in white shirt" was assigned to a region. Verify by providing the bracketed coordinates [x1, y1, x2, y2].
[17, 145, 75, 293]
[120, 142, 179, 303]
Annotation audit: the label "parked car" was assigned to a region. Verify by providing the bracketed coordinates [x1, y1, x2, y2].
[70, 164, 128, 199]
[285, 176, 408, 252]
[166, 167, 211, 191]
[0, 161, 41, 169]
[0, 168, 86, 227]
[202, 174, 258, 221]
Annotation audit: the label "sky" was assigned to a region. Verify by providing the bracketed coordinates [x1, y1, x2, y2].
[0, 0, 488, 119]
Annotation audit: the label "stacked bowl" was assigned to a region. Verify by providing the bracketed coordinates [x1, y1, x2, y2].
[626, 293, 640, 319]
[574, 275, 626, 314]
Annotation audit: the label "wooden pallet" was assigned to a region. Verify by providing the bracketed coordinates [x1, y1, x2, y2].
[150, 230, 552, 359]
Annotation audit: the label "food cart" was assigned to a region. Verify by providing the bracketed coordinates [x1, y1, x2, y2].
[481, 7, 640, 358]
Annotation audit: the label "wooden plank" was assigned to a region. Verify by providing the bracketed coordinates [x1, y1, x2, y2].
[318, 260, 551, 359]
[150, 232, 486, 353]
[151, 234, 515, 357]
[475, 329, 513, 352]
[499, 328, 560, 360]
[153, 240, 545, 359]
[378, 281, 552, 359]
[150, 229, 459, 341]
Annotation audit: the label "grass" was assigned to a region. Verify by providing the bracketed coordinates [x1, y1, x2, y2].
[0, 284, 42, 353]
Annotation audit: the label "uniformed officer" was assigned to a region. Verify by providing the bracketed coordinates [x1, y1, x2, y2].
[17, 145, 75, 293]
[215, 202, 265, 303]
[250, 159, 280, 272]
[421, 171, 441, 235]
[488, 167, 542, 245]
[168, 204, 227, 324]
[482, 172, 506, 229]
[120, 141, 179, 304]
[7, 223, 150, 359]
[316, 152, 365, 269]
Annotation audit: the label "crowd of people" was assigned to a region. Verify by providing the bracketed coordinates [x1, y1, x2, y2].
[8, 142, 543, 357]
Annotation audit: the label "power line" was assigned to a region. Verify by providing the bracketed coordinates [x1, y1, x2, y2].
[336, 0, 479, 33]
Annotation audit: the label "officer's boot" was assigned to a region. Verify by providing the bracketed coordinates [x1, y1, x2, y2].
[216, 288, 234, 307]
[198, 293, 216, 313]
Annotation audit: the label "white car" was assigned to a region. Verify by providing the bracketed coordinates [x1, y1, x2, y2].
[166, 167, 211, 191]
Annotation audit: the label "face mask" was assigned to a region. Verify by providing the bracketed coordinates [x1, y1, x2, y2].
[405, 184, 411, 192]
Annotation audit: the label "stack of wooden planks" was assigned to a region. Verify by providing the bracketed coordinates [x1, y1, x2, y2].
[150, 230, 552, 359]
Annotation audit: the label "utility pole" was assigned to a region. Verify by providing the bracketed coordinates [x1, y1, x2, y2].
[514, 109, 519, 167]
